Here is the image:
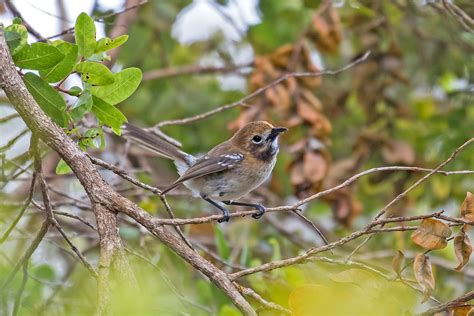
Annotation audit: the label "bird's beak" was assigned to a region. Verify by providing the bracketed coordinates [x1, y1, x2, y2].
[266, 127, 288, 141]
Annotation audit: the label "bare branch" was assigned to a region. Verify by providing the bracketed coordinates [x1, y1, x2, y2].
[153, 51, 371, 128]
[143, 63, 251, 81]
[422, 290, 474, 314]
[4, 0, 47, 40]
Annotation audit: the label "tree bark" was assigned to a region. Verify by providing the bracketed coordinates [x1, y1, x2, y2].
[0, 24, 255, 316]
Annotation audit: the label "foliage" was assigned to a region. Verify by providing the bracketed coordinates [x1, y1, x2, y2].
[1, 1, 473, 315]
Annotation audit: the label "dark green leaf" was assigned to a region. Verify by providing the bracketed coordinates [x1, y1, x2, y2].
[95, 35, 129, 53]
[13, 43, 64, 70]
[91, 67, 142, 105]
[23, 73, 67, 126]
[75, 12, 96, 58]
[55, 159, 72, 175]
[39, 42, 78, 83]
[91, 96, 127, 134]
[12, 17, 22, 25]
[75, 61, 114, 85]
[5, 24, 28, 55]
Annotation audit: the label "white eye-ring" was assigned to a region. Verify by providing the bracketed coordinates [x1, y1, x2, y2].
[252, 135, 263, 144]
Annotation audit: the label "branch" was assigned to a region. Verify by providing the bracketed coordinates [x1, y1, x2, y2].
[153, 51, 371, 128]
[142, 63, 251, 81]
[422, 290, 474, 314]
[0, 24, 255, 316]
[104, 0, 144, 67]
[4, 0, 47, 41]
[42, 1, 148, 42]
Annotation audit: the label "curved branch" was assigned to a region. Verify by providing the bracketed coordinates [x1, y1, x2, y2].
[0, 24, 255, 316]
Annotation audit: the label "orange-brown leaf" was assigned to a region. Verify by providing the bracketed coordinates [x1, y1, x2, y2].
[392, 250, 405, 278]
[411, 218, 451, 250]
[454, 231, 472, 271]
[303, 151, 329, 183]
[381, 140, 415, 165]
[413, 253, 435, 303]
[461, 192, 474, 221]
[452, 305, 474, 316]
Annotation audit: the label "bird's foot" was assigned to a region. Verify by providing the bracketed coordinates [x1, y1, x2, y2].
[251, 204, 266, 219]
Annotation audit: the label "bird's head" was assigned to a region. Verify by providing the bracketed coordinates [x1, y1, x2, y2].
[231, 121, 287, 161]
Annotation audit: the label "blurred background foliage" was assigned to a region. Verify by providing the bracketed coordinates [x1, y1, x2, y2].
[0, 0, 473, 315]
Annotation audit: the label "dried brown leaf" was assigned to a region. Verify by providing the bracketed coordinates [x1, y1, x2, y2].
[392, 250, 405, 278]
[461, 192, 474, 221]
[413, 253, 435, 303]
[454, 231, 472, 271]
[303, 151, 328, 183]
[381, 140, 415, 165]
[301, 89, 323, 111]
[411, 218, 452, 250]
[452, 305, 474, 316]
[290, 161, 305, 186]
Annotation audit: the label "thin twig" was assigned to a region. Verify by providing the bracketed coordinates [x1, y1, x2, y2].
[234, 282, 292, 315]
[4, 0, 47, 40]
[422, 290, 474, 314]
[154, 51, 371, 128]
[0, 173, 36, 243]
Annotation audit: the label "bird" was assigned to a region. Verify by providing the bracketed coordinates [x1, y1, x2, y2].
[122, 121, 287, 222]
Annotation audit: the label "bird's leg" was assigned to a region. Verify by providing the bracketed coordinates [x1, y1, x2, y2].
[202, 196, 230, 223]
[223, 201, 266, 219]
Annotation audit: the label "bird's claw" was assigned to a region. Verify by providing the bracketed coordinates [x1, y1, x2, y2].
[251, 204, 266, 219]
[218, 209, 230, 223]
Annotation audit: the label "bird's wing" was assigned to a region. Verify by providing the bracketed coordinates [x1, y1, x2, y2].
[161, 152, 244, 194]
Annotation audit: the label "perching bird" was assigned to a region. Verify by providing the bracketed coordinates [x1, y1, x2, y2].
[123, 121, 287, 222]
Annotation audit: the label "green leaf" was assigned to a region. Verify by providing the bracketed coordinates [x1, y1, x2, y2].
[68, 86, 82, 96]
[5, 24, 28, 55]
[214, 226, 231, 261]
[71, 88, 93, 121]
[95, 35, 129, 53]
[55, 159, 72, 175]
[80, 128, 103, 149]
[91, 67, 142, 105]
[75, 12, 96, 58]
[13, 43, 64, 70]
[75, 61, 114, 85]
[23, 73, 67, 127]
[13, 17, 22, 25]
[39, 42, 78, 83]
[91, 96, 127, 134]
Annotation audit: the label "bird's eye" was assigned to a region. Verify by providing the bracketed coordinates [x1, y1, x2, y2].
[252, 135, 263, 144]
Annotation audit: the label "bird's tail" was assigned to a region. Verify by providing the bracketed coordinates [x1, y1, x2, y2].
[122, 123, 192, 165]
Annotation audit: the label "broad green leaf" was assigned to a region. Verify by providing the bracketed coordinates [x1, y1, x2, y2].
[13, 43, 64, 70]
[39, 42, 78, 83]
[91, 67, 142, 105]
[91, 96, 127, 134]
[75, 12, 96, 58]
[12, 17, 22, 25]
[71, 88, 93, 121]
[55, 158, 72, 175]
[5, 24, 28, 55]
[23, 73, 67, 127]
[214, 226, 231, 261]
[75, 61, 114, 85]
[95, 35, 129, 53]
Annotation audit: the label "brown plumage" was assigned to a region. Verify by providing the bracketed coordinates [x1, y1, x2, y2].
[122, 121, 287, 222]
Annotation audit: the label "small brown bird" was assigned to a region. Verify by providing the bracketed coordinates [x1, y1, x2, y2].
[123, 121, 287, 222]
